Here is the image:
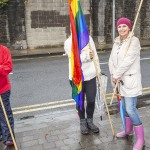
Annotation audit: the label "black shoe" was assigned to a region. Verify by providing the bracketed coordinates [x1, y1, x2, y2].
[80, 119, 89, 135]
[87, 118, 99, 133]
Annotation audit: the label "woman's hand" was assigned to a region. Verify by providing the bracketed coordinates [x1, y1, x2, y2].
[112, 77, 122, 83]
[89, 50, 94, 59]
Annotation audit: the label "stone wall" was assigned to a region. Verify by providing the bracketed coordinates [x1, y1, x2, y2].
[25, 0, 90, 49]
[0, 9, 9, 45]
[0, 0, 150, 49]
[0, 0, 27, 49]
[141, 0, 150, 40]
[92, 0, 150, 45]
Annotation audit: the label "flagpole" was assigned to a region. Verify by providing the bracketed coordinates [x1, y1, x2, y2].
[89, 43, 115, 137]
[89, 0, 93, 37]
[110, 0, 144, 105]
[0, 96, 18, 150]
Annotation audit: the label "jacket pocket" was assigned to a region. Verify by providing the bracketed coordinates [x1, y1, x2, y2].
[122, 71, 138, 89]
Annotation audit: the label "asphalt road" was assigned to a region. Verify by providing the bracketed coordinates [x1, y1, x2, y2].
[10, 49, 150, 119]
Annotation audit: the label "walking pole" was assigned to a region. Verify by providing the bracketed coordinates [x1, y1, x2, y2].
[110, 82, 119, 105]
[89, 44, 115, 137]
[110, 0, 144, 105]
[0, 96, 18, 150]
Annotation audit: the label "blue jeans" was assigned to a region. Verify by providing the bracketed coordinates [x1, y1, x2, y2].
[121, 96, 142, 126]
[0, 90, 14, 143]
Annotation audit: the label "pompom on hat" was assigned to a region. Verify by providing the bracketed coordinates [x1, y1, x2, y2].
[117, 17, 132, 30]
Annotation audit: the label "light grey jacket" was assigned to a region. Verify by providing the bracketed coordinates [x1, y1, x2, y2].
[109, 35, 142, 97]
[64, 36, 101, 81]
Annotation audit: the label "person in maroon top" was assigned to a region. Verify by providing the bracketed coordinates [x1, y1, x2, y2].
[0, 45, 15, 146]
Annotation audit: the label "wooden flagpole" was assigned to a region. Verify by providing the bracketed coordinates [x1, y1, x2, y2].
[0, 96, 18, 150]
[110, 0, 144, 105]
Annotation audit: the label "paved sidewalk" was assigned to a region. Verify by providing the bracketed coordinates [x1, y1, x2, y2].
[1, 104, 150, 150]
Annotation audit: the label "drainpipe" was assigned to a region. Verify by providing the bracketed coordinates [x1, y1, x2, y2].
[89, 0, 93, 37]
[112, 0, 115, 42]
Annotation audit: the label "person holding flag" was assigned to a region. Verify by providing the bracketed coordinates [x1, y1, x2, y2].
[0, 45, 15, 146]
[108, 18, 145, 150]
[65, 0, 101, 135]
[64, 34, 101, 135]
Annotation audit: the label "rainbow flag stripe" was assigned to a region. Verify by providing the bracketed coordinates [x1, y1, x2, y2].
[69, 0, 89, 108]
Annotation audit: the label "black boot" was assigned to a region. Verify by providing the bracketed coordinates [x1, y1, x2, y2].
[80, 119, 89, 135]
[87, 118, 99, 133]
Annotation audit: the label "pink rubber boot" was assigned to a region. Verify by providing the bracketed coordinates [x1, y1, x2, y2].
[133, 125, 145, 150]
[116, 117, 133, 138]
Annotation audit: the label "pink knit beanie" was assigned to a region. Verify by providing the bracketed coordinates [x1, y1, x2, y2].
[117, 18, 132, 29]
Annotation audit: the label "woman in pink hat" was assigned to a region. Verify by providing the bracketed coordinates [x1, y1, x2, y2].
[108, 17, 145, 150]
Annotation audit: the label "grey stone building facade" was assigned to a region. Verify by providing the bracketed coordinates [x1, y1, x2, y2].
[0, 0, 150, 50]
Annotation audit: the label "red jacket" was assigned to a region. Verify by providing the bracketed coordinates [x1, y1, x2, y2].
[0, 45, 13, 94]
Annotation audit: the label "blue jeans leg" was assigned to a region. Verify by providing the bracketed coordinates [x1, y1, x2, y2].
[121, 96, 142, 126]
[0, 123, 2, 135]
[0, 90, 14, 143]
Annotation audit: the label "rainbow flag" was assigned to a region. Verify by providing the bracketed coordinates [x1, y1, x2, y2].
[68, 0, 89, 109]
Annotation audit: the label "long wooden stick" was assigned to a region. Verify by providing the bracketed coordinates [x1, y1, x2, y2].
[0, 96, 18, 150]
[110, 0, 144, 105]
[93, 59, 115, 136]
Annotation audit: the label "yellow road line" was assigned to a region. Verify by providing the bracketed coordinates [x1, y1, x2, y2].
[12, 87, 150, 114]
[12, 99, 73, 111]
[13, 102, 75, 114]
[143, 87, 150, 90]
